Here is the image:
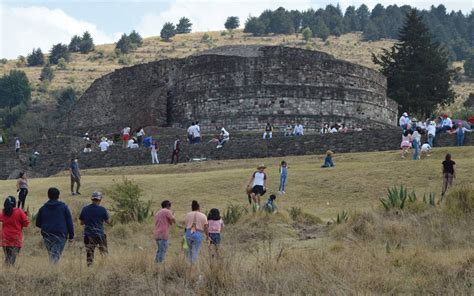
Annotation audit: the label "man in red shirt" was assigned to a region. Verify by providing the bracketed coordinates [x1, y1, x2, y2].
[153, 200, 175, 263]
[0, 196, 29, 265]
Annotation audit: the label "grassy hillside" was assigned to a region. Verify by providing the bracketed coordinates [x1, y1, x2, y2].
[1, 31, 472, 111]
[0, 147, 472, 294]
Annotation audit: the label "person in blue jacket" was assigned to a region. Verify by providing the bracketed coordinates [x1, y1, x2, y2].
[35, 187, 74, 263]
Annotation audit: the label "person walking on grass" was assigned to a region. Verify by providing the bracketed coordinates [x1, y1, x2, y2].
[16, 172, 28, 210]
[411, 127, 422, 160]
[427, 121, 436, 147]
[151, 140, 159, 164]
[171, 136, 181, 165]
[35, 188, 74, 264]
[79, 192, 110, 266]
[278, 160, 288, 194]
[184, 200, 208, 264]
[70, 158, 81, 196]
[207, 208, 224, 258]
[154, 200, 175, 263]
[441, 153, 456, 200]
[0, 196, 29, 266]
[248, 164, 267, 210]
[400, 130, 412, 159]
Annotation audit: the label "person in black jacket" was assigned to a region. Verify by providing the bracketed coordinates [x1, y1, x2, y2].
[35, 188, 74, 263]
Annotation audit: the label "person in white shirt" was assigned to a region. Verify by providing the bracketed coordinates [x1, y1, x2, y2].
[217, 127, 229, 149]
[427, 121, 436, 147]
[187, 123, 195, 144]
[99, 138, 109, 152]
[399, 112, 408, 129]
[83, 143, 92, 153]
[411, 128, 422, 160]
[15, 137, 20, 153]
[263, 123, 273, 139]
[247, 164, 267, 210]
[128, 139, 139, 149]
[192, 122, 201, 144]
[330, 127, 338, 133]
[136, 127, 145, 146]
[438, 114, 452, 133]
[293, 123, 304, 136]
[284, 123, 292, 136]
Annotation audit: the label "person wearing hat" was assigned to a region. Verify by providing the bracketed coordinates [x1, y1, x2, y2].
[321, 150, 335, 167]
[399, 112, 410, 130]
[79, 192, 110, 266]
[248, 164, 267, 209]
[217, 127, 230, 149]
[437, 114, 453, 134]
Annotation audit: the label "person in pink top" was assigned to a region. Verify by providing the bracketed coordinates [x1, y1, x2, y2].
[153, 200, 175, 263]
[184, 200, 208, 264]
[207, 208, 224, 257]
[0, 196, 30, 265]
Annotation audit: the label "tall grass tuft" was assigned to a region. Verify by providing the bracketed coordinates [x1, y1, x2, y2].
[108, 178, 151, 223]
[222, 203, 248, 225]
[445, 184, 474, 215]
[380, 185, 417, 211]
[288, 207, 322, 225]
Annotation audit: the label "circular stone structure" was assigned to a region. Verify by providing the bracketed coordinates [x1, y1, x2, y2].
[67, 45, 398, 133]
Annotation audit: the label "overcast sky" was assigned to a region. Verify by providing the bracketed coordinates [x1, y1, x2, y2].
[0, 0, 472, 59]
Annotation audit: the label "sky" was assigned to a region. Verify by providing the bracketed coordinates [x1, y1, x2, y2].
[0, 0, 472, 59]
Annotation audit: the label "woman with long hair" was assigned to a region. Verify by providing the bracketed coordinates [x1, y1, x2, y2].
[0, 196, 29, 265]
[16, 172, 28, 210]
[184, 200, 208, 264]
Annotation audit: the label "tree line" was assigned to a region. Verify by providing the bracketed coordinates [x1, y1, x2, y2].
[242, 4, 473, 61]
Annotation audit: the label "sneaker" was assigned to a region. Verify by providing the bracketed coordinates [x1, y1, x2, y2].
[72, 192, 76, 196]
[282, 191, 286, 194]
[76, 192, 81, 195]
[216, 145, 222, 149]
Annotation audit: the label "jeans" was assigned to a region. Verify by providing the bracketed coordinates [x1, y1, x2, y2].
[185, 229, 204, 264]
[457, 133, 464, 146]
[43, 234, 67, 264]
[84, 235, 108, 266]
[412, 139, 420, 160]
[279, 174, 287, 192]
[155, 239, 168, 263]
[428, 134, 434, 147]
[3, 247, 20, 266]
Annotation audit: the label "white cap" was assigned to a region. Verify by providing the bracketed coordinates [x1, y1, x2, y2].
[402, 112, 408, 116]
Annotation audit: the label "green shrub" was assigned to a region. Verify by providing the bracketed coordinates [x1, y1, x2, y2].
[222, 203, 247, 224]
[380, 185, 417, 211]
[332, 210, 349, 224]
[108, 178, 151, 223]
[445, 185, 474, 215]
[201, 33, 212, 43]
[118, 55, 132, 65]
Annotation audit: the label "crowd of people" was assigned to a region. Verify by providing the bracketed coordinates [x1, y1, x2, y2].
[398, 112, 472, 160]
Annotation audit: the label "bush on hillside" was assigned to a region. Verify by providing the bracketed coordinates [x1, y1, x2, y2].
[39, 64, 54, 82]
[222, 204, 247, 225]
[445, 184, 474, 215]
[49, 43, 70, 65]
[108, 178, 151, 224]
[26, 48, 45, 66]
[160, 22, 177, 42]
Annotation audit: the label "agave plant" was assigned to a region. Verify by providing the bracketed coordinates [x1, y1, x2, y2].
[332, 210, 349, 224]
[380, 185, 409, 211]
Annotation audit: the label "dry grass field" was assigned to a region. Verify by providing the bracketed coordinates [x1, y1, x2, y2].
[0, 147, 472, 294]
[1, 31, 472, 112]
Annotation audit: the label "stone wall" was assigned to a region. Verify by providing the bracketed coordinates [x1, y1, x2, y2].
[66, 46, 398, 135]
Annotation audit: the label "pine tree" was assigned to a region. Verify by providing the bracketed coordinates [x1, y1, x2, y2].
[224, 16, 240, 31]
[312, 17, 330, 41]
[0, 70, 31, 109]
[244, 17, 266, 36]
[373, 9, 455, 117]
[268, 7, 294, 34]
[176, 17, 192, 34]
[160, 22, 177, 41]
[129, 30, 143, 47]
[356, 4, 370, 31]
[290, 10, 302, 34]
[464, 52, 474, 78]
[26, 48, 45, 66]
[343, 6, 360, 31]
[363, 21, 381, 41]
[49, 43, 70, 65]
[115, 34, 132, 54]
[56, 87, 76, 114]
[68, 35, 82, 52]
[79, 31, 95, 54]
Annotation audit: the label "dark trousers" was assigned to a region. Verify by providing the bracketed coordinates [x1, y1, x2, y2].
[3, 247, 20, 266]
[84, 235, 108, 266]
[71, 176, 81, 193]
[18, 188, 28, 209]
[171, 150, 179, 164]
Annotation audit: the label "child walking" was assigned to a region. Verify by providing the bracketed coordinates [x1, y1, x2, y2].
[400, 130, 412, 158]
[441, 153, 456, 200]
[207, 208, 224, 257]
[278, 161, 288, 194]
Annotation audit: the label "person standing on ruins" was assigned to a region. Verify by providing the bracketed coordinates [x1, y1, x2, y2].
[293, 123, 304, 136]
[193, 121, 201, 144]
[151, 139, 159, 164]
[217, 127, 230, 149]
[284, 123, 292, 136]
[171, 136, 181, 165]
[70, 158, 81, 195]
[136, 127, 146, 146]
[187, 122, 195, 144]
[122, 127, 130, 148]
[14, 137, 20, 153]
[263, 123, 273, 139]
